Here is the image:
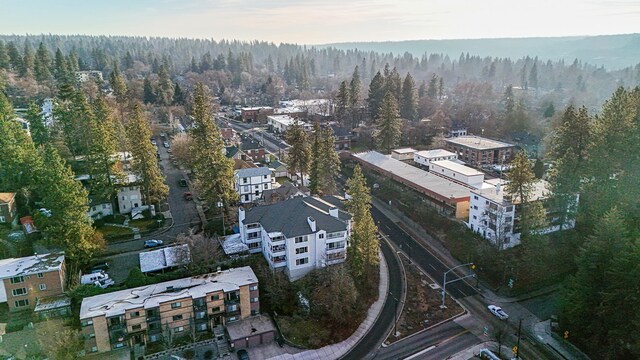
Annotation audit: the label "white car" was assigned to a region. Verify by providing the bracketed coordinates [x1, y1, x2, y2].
[488, 305, 509, 320]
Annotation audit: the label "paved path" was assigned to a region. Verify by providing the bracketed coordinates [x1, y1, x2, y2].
[267, 248, 390, 360]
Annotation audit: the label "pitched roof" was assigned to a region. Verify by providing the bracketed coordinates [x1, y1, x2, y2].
[236, 166, 272, 178]
[240, 138, 264, 151]
[0, 192, 16, 203]
[244, 197, 348, 238]
[225, 146, 240, 158]
[330, 125, 351, 137]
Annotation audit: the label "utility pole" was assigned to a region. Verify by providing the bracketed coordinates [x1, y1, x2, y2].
[516, 318, 522, 359]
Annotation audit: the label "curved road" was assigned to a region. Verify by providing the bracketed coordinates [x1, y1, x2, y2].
[342, 236, 402, 360]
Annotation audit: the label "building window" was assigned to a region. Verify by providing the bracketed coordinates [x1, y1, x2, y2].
[130, 311, 140, 318]
[12, 288, 27, 296]
[296, 247, 308, 254]
[172, 314, 183, 321]
[174, 326, 184, 333]
[195, 311, 206, 319]
[81, 320, 93, 327]
[263, 184, 268, 189]
[211, 294, 220, 301]
[39, 284, 46, 291]
[197, 323, 208, 332]
[318, 233, 324, 239]
[244, 194, 250, 201]
[171, 302, 181, 309]
[296, 258, 309, 266]
[251, 309, 258, 316]
[248, 242, 260, 249]
[250, 297, 259, 303]
[91, 346, 98, 353]
[249, 285, 258, 291]
[37, 273, 44, 278]
[294, 236, 307, 243]
[243, 178, 248, 184]
[254, 185, 259, 189]
[10, 276, 24, 284]
[247, 232, 260, 239]
[227, 304, 239, 312]
[506, 206, 514, 212]
[132, 324, 141, 331]
[211, 306, 221, 313]
[14, 299, 29, 308]
[263, 175, 268, 179]
[473, 215, 477, 220]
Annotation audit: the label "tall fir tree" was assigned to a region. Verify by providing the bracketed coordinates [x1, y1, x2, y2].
[308, 123, 322, 195]
[109, 64, 128, 104]
[505, 150, 536, 205]
[349, 66, 361, 108]
[189, 84, 237, 210]
[143, 77, 156, 104]
[6, 41, 22, 71]
[367, 71, 385, 121]
[346, 165, 379, 279]
[20, 40, 34, 77]
[335, 80, 350, 125]
[400, 72, 418, 121]
[427, 74, 438, 99]
[34, 42, 52, 82]
[285, 120, 311, 181]
[25, 101, 49, 146]
[318, 126, 341, 194]
[375, 91, 401, 153]
[0, 41, 9, 69]
[86, 97, 122, 201]
[126, 103, 169, 205]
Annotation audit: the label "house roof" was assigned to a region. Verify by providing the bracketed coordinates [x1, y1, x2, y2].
[0, 192, 16, 203]
[263, 182, 304, 203]
[243, 196, 348, 238]
[444, 136, 514, 150]
[80, 266, 257, 320]
[431, 160, 484, 176]
[227, 314, 275, 341]
[0, 253, 65, 279]
[414, 149, 457, 159]
[329, 125, 351, 137]
[392, 148, 417, 154]
[225, 146, 240, 158]
[269, 160, 287, 170]
[240, 138, 264, 151]
[139, 245, 191, 273]
[233, 159, 258, 170]
[472, 179, 550, 205]
[236, 166, 272, 178]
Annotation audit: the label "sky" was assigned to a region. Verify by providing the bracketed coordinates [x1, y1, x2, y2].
[0, 0, 638, 44]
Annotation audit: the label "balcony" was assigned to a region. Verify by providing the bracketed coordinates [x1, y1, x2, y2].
[269, 235, 286, 245]
[326, 251, 346, 265]
[271, 245, 286, 255]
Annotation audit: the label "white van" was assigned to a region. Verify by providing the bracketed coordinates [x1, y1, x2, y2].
[81, 271, 110, 285]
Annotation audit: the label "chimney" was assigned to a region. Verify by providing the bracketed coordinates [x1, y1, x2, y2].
[307, 216, 316, 232]
[329, 207, 339, 219]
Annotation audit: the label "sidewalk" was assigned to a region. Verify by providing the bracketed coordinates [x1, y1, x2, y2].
[267, 250, 390, 360]
[371, 197, 591, 360]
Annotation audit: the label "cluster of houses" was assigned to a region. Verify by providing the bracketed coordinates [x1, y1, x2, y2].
[354, 134, 577, 249]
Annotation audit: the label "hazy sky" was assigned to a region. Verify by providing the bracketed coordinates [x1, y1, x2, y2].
[1, 0, 638, 44]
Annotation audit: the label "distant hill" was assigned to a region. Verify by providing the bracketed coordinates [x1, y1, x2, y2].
[320, 34, 640, 70]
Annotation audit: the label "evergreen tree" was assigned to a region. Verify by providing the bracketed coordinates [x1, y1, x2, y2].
[54, 48, 70, 83]
[0, 41, 9, 69]
[427, 74, 438, 99]
[529, 60, 538, 89]
[173, 83, 185, 105]
[86, 97, 121, 201]
[126, 103, 169, 205]
[502, 85, 515, 115]
[533, 158, 544, 179]
[123, 51, 134, 69]
[418, 80, 427, 98]
[34, 42, 52, 82]
[375, 91, 401, 153]
[157, 65, 173, 105]
[189, 84, 237, 210]
[318, 126, 341, 194]
[543, 102, 555, 118]
[335, 81, 350, 125]
[109, 64, 128, 104]
[346, 165, 379, 279]
[308, 123, 322, 194]
[143, 77, 156, 104]
[6, 41, 22, 71]
[285, 120, 310, 181]
[386, 67, 402, 103]
[349, 66, 361, 108]
[438, 77, 444, 99]
[35, 145, 104, 265]
[25, 101, 49, 146]
[400, 73, 418, 121]
[505, 150, 536, 205]
[20, 40, 34, 77]
[367, 71, 385, 120]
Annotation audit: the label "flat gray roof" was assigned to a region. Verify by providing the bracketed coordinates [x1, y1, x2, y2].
[353, 152, 471, 201]
[431, 160, 484, 176]
[444, 136, 514, 150]
[414, 149, 456, 159]
[80, 267, 257, 320]
[227, 314, 275, 341]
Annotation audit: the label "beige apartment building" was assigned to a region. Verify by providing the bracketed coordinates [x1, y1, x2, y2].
[0, 253, 66, 312]
[79, 267, 260, 354]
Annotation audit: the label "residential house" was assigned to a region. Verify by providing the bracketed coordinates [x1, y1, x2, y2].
[220, 127, 238, 145]
[0, 253, 66, 312]
[79, 267, 262, 354]
[235, 167, 273, 204]
[0, 192, 18, 226]
[233, 158, 258, 170]
[241, 107, 274, 123]
[75, 70, 104, 83]
[238, 196, 351, 280]
[444, 136, 515, 167]
[239, 138, 266, 163]
[225, 146, 245, 160]
[262, 182, 307, 204]
[467, 179, 578, 249]
[87, 197, 114, 220]
[117, 173, 144, 215]
[268, 160, 288, 179]
[41, 98, 54, 127]
[413, 149, 458, 170]
[330, 125, 352, 150]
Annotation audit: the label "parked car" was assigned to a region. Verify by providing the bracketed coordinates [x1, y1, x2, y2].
[144, 239, 164, 248]
[237, 349, 249, 360]
[488, 305, 509, 320]
[151, 138, 157, 145]
[81, 271, 110, 285]
[179, 179, 188, 187]
[167, 148, 172, 153]
[163, 141, 170, 148]
[94, 278, 115, 289]
[89, 262, 110, 273]
[183, 192, 193, 201]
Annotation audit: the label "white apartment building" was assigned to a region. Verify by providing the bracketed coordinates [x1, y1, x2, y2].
[267, 115, 311, 134]
[430, 160, 485, 188]
[235, 167, 273, 204]
[117, 174, 143, 214]
[413, 149, 457, 170]
[238, 196, 351, 280]
[467, 179, 577, 249]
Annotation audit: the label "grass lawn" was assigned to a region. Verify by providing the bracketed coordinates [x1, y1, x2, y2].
[96, 225, 134, 240]
[129, 218, 159, 232]
[278, 315, 333, 349]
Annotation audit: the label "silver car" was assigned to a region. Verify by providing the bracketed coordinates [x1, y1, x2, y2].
[488, 305, 509, 320]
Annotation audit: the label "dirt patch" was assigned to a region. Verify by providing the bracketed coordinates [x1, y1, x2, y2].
[385, 254, 464, 345]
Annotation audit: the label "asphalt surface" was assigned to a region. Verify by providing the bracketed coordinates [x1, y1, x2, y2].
[341, 237, 403, 360]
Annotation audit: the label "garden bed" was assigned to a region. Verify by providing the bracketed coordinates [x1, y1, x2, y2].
[385, 254, 464, 345]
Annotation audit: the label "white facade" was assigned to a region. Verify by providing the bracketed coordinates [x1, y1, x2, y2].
[87, 202, 113, 219]
[41, 98, 54, 127]
[413, 149, 457, 170]
[267, 115, 311, 134]
[117, 185, 143, 214]
[450, 128, 467, 137]
[467, 180, 577, 249]
[235, 167, 273, 204]
[75, 71, 103, 83]
[391, 148, 417, 161]
[238, 198, 350, 280]
[430, 160, 485, 188]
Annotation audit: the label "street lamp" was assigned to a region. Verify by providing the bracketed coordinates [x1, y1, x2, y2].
[441, 262, 476, 308]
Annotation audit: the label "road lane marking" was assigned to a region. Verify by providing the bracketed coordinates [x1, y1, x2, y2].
[429, 264, 438, 271]
[403, 345, 437, 360]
